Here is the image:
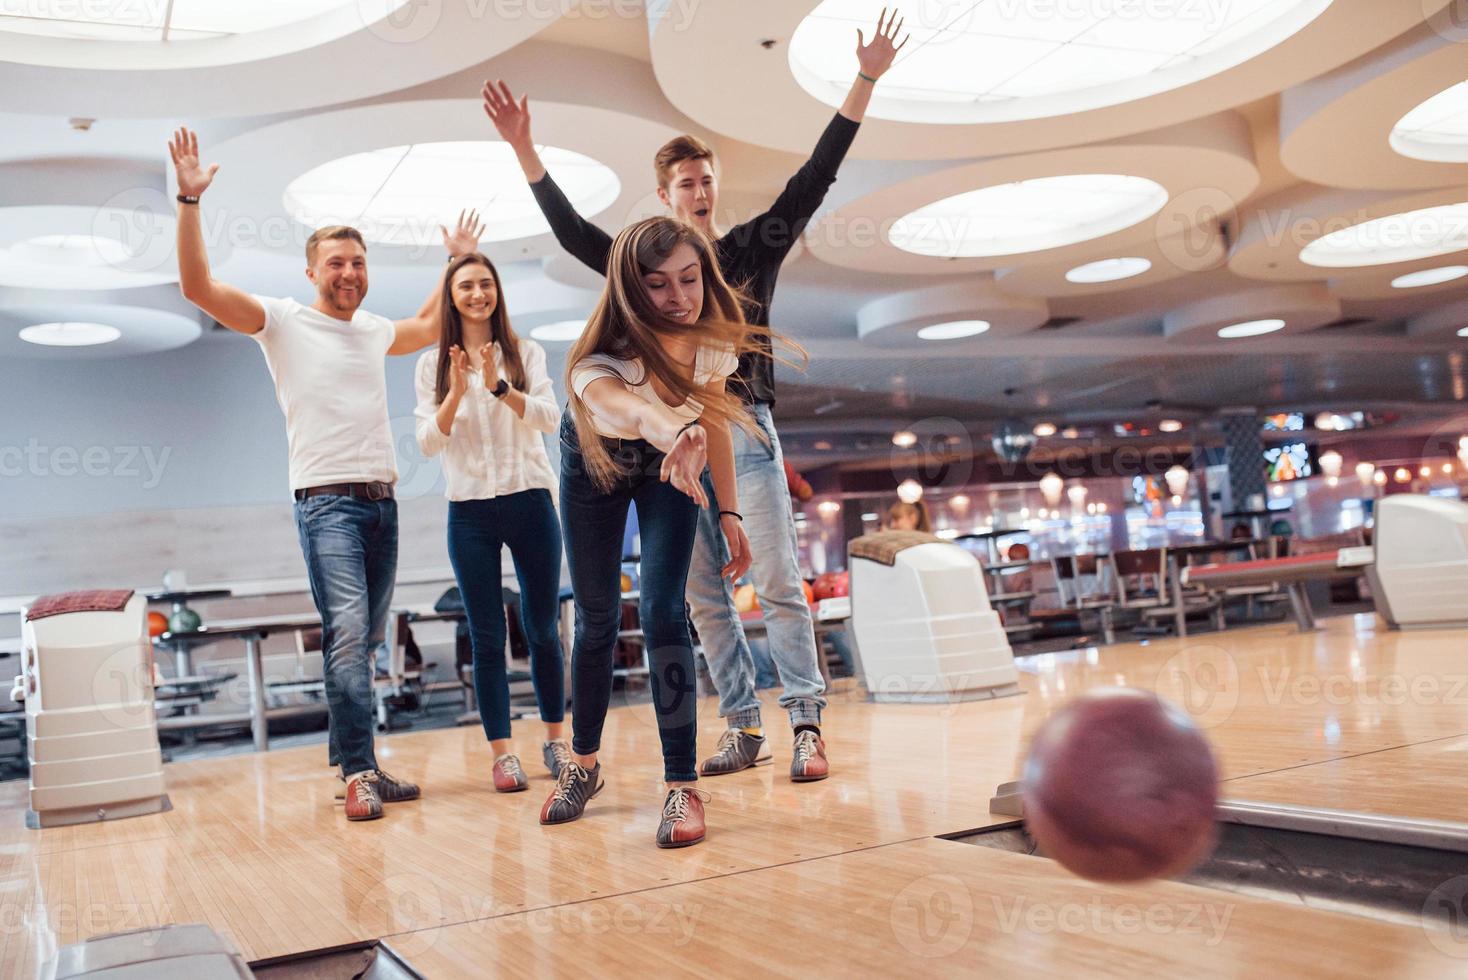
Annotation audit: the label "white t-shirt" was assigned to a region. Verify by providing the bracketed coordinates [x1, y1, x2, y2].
[569, 343, 739, 439]
[250, 295, 397, 491]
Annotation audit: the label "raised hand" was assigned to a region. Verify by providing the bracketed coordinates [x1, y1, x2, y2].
[441, 208, 484, 258]
[481, 79, 533, 148]
[168, 127, 219, 198]
[856, 7, 907, 80]
[447, 345, 471, 400]
[660, 423, 709, 508]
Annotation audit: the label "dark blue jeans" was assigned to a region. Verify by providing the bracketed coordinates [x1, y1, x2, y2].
[559, 413, 700, 783]
[294, 494, 397, 776]
[447, 489, 566, 743]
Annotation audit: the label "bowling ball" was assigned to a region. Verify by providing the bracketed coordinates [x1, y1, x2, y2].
[620, 573, 633, 594]
[1022, 688, 1218, 883]
[147, 611, 168, 638]
[168, 607, 202, 635]
[831, 571, 849, 597]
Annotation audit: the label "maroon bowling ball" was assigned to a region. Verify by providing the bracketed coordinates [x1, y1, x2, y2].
[1022, 687, 1219, 883]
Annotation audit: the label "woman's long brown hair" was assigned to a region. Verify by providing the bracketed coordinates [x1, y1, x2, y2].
[433, 253, 527, 404]
[566, 217, 801, 491]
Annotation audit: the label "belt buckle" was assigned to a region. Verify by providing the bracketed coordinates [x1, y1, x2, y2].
[365, 482, 388, 501]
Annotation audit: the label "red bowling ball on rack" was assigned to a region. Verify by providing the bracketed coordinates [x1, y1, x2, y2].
[1022, 687, 1220, 883]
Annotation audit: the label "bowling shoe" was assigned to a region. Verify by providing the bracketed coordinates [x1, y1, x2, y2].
[790, 729, 829, 782]
[492, 754, 528, 793]
[334, 768, 421, 804]
[543, 739, 572, 778]
[699, 728, 771, 776]
[540, 760, 602, 825]
[656, 787, 709, 848]
[343, 772, 384, 822]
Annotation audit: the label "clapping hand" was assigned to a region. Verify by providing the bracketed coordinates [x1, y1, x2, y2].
[447, 345, 471, 400]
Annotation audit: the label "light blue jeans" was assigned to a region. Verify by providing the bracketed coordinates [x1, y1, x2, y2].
[687, 403, 825, 730]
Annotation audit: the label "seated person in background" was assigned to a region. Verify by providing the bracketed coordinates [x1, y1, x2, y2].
[887, 499, 931, 533]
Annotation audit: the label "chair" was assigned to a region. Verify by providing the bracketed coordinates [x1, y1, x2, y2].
[1052, 554, 1113, 611]
[1102, 548, 1170, 643]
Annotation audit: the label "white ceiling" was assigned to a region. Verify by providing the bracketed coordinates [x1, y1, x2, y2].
[3, 0, 1468, 457]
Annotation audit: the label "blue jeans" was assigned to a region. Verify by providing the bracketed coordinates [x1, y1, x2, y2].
[687, 403, 825, 730]
[294, 494, 397, 776]
[559, 413, 700, 783]
[447, 490, 566, 743]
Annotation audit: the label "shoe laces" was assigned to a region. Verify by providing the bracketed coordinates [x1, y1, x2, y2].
[349, 773, 382, 805]
[713, 728, 741, 757]
[550, 762, 589, 803]
[793, 730, 819, 765]
[662, 787, 710, 822]
[497, 754, 524, 780]
[547, 740, 572, 767]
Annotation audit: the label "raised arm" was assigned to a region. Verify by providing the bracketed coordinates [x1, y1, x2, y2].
[483, 80, 613, 274]
[169, 128, 264, 334]
[730, 12, 906, 255]
[389, 210, 485, 356]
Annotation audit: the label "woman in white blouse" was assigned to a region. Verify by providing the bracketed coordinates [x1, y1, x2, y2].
[415, 253, 569, 794]
[539, 216, 769, 848]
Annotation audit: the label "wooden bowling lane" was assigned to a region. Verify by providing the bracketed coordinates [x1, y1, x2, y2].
[7, 612, 1468, 975]
[1225, 734, 1468, 824]
[384, 837, 1468, 979]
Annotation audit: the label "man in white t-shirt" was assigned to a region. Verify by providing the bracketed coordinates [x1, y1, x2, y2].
[169, 127, 483, 822]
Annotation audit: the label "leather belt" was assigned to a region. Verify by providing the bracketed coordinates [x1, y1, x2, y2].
[293, 481, 394, 502]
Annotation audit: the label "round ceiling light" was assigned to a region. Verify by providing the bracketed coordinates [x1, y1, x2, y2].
[1065, 256, 1152, 284]
[0, 1, 408, 42]
[19, 321, 122, 347]
[1391, 80, 1468, 164]
[916, 320, 990, 340]
[1390, 265, 1468, 289]
[285, 141, 620, 247]
[889, 175, 1169, 258]
[1299, 201, 1468, 268]
[788, 0, 1330, 124]
[529, 319, 587, 343]
[1217, 318, 1286, 339]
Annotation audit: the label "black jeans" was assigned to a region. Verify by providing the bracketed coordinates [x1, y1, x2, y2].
[446, 489, 566, 743]
[559, 412, 700, 783]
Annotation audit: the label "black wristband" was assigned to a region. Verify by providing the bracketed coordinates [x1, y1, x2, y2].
[491, 378, 509, 399]
[677, 419, 702, 437]
[719, 510, 743, 522]
[176, 194, 199, 205]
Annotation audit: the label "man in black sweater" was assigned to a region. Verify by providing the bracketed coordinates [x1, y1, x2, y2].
[484, 10, 905, 782]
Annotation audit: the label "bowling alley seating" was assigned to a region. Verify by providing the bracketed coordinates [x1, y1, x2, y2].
[1372, 494, 1468, 629]
[1102, 548, 1224, 642]
[20, 590, 171, 828]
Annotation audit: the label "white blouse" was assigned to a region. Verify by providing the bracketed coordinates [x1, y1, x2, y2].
[414, 338, 559, 501]
[569, 344, 739, 439]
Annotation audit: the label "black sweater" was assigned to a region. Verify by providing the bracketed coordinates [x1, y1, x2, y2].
[529, 112, 861, 406]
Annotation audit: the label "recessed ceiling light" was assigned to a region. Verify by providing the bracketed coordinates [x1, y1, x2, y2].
[0, 1, 408, 42]
[889, 175, 1169, 258]
[1061, 427, 1080, 439]
[12, 234, 133, 267]
[19, 322, 122, 347]
[1217, 318, 1286, 339]
[917, 320, 990, 340]
[1299, 201, 1468, 268]
[892, 430, 918, 448]
[529, 319, 587, 342]
[285, 142, 620, 246]
[1390, 265, 1468, 289]
[1032, 422, 1058, 437]
[1459, 326, 1468, 338]
[1159, 419, 1183, 432]
[1391, 80, 1468, 164]
[1065, 257, 1152, 284]
[788, 0, 1327, 124]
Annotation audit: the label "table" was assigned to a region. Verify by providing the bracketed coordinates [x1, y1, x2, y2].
[157, 612, 322, 752]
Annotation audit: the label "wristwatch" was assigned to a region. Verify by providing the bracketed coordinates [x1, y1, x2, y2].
[491, 379, 509, 399]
